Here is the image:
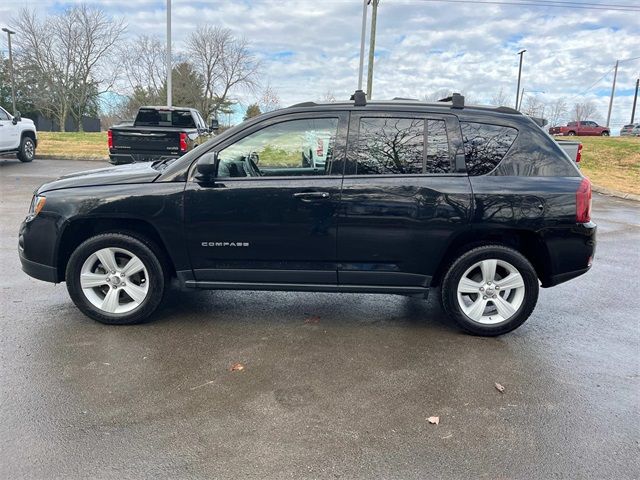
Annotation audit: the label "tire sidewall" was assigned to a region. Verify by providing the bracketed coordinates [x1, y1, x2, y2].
[18, 137, 35, 162]
[441, 246, 539, 336]
[66, 234, 165, 325]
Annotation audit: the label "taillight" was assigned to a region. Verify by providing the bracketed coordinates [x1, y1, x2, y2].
[575, 143, 583, 163]
[107, 130, 113, 149]
[576, 177, 592, 223]
[179, 132, 188, 152]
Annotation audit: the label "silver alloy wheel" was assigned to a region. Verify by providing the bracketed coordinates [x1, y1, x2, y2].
[24, 139, 35, 159]
[456, 259, 526, 325]
[80, 247, 149, 314]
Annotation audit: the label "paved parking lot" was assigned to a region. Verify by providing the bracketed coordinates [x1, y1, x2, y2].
[1, 158, 639, 479]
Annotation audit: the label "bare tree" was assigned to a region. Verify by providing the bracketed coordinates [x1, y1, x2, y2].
[258, 85, 281, 112]
[12, 5, 125, 131]
[547, 98, 568, 127]
[573, 101, 598, 122]
[120, 35, 166, 107]
[319, 91, 337, 103]
[490, 87, 510, 107]
[522, 95, 544, 117]
[187, 25, 259, 120]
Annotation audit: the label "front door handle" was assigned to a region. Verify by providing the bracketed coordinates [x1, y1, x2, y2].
[293, 192, 331, 201]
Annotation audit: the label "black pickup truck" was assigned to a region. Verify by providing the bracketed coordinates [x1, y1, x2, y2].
[108, 106, 218, 165]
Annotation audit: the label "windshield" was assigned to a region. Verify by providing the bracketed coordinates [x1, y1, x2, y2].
[135, 109, 196, 128]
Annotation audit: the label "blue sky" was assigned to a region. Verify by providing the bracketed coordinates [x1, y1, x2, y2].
[1, 0, 639, 128]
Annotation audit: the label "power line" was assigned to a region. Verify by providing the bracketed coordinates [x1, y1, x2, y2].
[405, 0, 640, 12]
[569, 66, 616, 100]
[515, 0, 640, 8]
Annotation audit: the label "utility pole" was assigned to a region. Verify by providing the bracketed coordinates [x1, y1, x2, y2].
[631, 78, 639, 124]
[366, 0, 379, 100]
[515, 49, 526, 110]
[357, 0, 368, 92]
[166, 0, 172, 107]
[606, 60, 619, 127]
[2, 28, 16, 115]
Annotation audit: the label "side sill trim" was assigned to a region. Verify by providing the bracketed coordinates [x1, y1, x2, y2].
[184, 280, 429, 296]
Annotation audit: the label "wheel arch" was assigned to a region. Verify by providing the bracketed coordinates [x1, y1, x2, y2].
[431, 228, 552, 288]
[21, 129, 37, 147]
[56, 217, 176, 282]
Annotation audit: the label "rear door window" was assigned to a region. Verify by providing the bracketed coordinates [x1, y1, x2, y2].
[350, 116, 455, 175]
[460, 122, 518, 176]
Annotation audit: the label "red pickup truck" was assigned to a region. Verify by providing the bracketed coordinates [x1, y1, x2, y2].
[549, 121, 610, 136]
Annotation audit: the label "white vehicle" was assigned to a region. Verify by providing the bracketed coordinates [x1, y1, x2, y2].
[0, 106, 37, 162]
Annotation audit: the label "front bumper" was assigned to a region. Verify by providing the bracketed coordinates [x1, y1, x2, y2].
[19, 250, 58, 283]
[19, 216, 60, 283]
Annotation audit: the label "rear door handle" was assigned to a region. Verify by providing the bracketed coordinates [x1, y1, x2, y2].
[293, 192, 331, 201]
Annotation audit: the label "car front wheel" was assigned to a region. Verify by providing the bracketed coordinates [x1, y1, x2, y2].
[17, 136, 35, 162]
[65, 233, 166, 324]
[440, 245, 539, 336]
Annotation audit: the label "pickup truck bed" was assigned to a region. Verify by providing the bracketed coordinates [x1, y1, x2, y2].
[108, 106, 213, 165]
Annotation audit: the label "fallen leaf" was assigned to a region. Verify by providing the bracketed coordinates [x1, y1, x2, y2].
[427, 416, 440, 425]
[304, 316, 321, 324]
[230, 362, 245, 372]
[495, 382, 505, 393]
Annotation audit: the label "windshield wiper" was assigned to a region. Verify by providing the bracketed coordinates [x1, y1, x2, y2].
[151, 157, 177, 171]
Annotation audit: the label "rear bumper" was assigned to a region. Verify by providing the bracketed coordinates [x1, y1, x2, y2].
[109, 152, 181, 165]
[543, 221, 597, 287]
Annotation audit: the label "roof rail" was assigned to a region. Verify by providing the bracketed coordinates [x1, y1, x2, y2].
[438, 93, 464, 109]
[288, 101, 318, 108]
[392, 97, 419, 101]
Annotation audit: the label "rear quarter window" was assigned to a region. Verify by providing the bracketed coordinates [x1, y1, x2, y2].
[460, 122, 518, 176]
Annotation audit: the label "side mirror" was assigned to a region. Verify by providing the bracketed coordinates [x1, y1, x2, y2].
[12, 111, 21, 124]
[195, 152, 218, 182]
[209, 119, 219, 132]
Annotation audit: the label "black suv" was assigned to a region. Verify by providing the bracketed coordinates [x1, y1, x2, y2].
[19, 93, 596, 335]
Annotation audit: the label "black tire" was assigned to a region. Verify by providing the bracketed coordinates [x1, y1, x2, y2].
[440, 245, 539, 336]
[567, 131, 576, 136]
[65, 233, 166, 325]
[601, 131, 610, 136]
[17, 136, 35, 162]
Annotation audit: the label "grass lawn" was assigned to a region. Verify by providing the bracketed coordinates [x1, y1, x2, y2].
[37, 131, 108, 160]
[574, 136, 640, 195]
[34, 131, 640, 195]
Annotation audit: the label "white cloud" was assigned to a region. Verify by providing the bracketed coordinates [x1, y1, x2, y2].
[1, 0, 638, 129]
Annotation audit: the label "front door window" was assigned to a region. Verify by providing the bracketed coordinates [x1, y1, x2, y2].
[217, 118, 339, 177]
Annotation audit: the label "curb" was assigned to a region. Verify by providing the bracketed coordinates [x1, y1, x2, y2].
[592, 185, 640, 202]
[36, 155, 108, 162]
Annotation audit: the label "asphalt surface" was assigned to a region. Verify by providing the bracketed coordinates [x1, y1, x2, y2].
[1, 158, 639, 479]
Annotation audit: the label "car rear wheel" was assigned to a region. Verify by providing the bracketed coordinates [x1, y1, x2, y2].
[66, 233, 166, 325]
[440, 245, 539, 336]
[567, 131, 576, 136]
[17, 136, 35, 162]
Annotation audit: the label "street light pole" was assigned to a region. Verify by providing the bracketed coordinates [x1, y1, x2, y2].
[2, 27, 16, 115]
[630, 78, 638, 124]
[515, 49, 526, 110]
[166, 0, 172, 107]
[357, 0, 368, 92]
[606, 60, 619, 128]
[366, 0, 379, 100]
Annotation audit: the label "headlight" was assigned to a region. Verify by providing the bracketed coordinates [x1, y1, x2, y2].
[29, 195, 46, 216]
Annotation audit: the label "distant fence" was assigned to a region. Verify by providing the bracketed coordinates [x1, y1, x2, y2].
[24, 112, 101, 132]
